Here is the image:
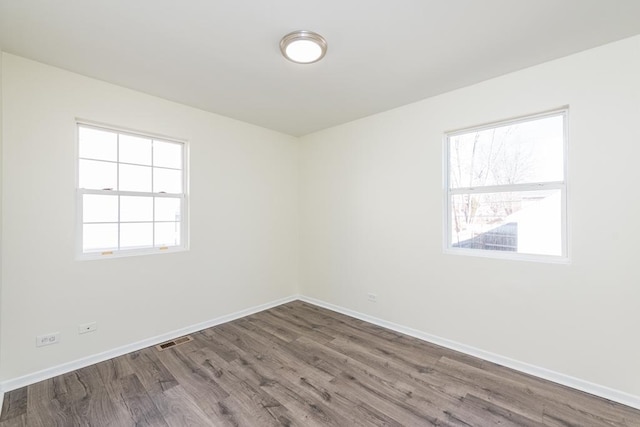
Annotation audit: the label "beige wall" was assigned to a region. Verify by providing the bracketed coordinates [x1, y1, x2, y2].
[0, 53, 299, 380]
[299, 36, 640, 396]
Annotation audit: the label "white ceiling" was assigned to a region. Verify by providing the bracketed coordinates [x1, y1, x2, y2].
[1, 1, 640, 136]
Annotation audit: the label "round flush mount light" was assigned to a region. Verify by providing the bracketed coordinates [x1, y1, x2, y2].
[280, 30, 327, 64]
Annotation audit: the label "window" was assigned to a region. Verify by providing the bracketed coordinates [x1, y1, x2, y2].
[77, 123, 187, 258]
[445, 109, 567, 261]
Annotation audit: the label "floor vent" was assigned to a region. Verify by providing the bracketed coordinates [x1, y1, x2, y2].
[155, 335, 194, 351]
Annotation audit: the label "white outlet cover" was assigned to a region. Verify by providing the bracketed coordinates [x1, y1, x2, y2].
[78, 322, 97, 334]
[36, 332, 60, 347]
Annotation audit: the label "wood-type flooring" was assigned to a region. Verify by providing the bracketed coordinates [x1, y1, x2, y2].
[1, 301, 639, 426]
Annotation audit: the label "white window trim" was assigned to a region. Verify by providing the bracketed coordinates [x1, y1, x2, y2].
[443, 108, 569, 263]
[76, 120, 189, 260]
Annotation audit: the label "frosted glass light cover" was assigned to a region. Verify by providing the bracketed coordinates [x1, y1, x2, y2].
[286, 40, 322, 63]
[280, 31, 327, 64]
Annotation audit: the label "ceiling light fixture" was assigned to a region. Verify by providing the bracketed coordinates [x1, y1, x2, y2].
[280, 30, 327, 64]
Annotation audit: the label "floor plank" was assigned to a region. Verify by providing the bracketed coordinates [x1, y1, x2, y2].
[0, 387, 27, 422]
[1, 300, 639, 426]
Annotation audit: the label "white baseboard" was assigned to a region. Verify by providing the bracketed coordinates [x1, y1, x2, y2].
[0, 294, 299, 395]
[298, 295, 640, 411]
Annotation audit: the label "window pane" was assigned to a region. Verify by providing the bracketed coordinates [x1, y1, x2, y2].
[449, 115, 564, 188]
[79, 159, 117, 190]
[154, 141, 182, 169]
[155, 197, 181, 221]
[155, 222, 181, 247]
[120, 222, 153, 249]
[120, 196, 153, 222]
[120, 134, 152, 165]
[83, 223, 118, 252]
[79, 127, 117, 161]
[451, 189, 562, 256]
[153, 168, 182, 193]
[83, 194, 118, 223]
[119, 164, 152, 192]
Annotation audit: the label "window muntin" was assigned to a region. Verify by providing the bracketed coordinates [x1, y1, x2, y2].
[77, 123, 187, 258]
[445, 110, 567, 260]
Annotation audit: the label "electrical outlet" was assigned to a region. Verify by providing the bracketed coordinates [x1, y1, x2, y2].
[36, 332, 60, 347]
[367, 293, 377, 302]
[78, 322, 97, 334]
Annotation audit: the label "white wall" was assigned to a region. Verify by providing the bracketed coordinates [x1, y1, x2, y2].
[0, 53, 299, 381]
[299, 36, 640, 396]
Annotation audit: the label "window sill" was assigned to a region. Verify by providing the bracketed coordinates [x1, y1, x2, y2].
[77, 246, 188, 261]
[443, 247, 570, 264]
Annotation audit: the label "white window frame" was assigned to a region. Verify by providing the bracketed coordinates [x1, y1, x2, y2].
[76, 121, 189, 260]
[443, 108, 569, 263]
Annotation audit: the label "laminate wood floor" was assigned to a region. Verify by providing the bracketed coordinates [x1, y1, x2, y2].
[2, 301, 639, 426]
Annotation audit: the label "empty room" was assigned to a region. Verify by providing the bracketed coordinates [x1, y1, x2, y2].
[1, 1, 640, 425]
